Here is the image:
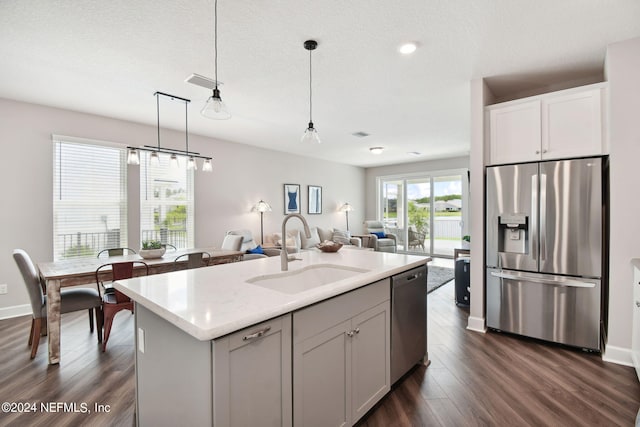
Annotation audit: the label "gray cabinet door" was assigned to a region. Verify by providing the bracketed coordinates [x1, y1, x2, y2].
[351, 301, 390, 423]
[214, 315, 292, 427]
[293, 319, 352, 427]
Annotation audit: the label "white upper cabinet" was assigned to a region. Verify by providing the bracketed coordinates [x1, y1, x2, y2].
[487, 83, 607, 165]
[489, 100, 541, 164]
[541, 88, 603, 159]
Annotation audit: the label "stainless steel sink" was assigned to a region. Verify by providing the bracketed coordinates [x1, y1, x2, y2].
[246, 264, 370, 294]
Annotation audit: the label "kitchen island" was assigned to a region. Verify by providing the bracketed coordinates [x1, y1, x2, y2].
[115, 249, 429, 426]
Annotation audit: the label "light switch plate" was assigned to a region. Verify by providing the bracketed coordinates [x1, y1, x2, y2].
[0, 284, 7, 295]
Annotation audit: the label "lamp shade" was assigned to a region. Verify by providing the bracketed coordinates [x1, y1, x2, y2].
[127, 148, 140, 165]
[201, 89, 231, 120]
[253, 200, 272, 213]
[301, 123, 321, 144]
[202, 158, 213, 172]
[339, 203, 354, 212]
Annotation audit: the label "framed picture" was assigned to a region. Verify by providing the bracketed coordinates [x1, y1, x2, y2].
[284, 184, 300, 214]
[308, 185, 322, 214]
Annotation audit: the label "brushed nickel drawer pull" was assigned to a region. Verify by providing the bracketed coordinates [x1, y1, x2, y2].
[242, 326, 271, 341]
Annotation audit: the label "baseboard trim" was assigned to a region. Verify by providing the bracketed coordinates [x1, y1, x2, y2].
[602, 344, 633, 367]
[0, 304, 31, 320]
[467, 316, 486, 333]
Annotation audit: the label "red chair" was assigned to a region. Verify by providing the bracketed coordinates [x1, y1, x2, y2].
[95, 261, 148, 352]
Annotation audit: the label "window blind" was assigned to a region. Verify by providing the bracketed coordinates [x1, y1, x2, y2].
[53, 138, 127, 260]
[139, 152, 194, 249]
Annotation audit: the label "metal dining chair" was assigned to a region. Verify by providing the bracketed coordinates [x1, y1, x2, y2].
[95, 261, 149, 352]
[13, 249, 103, 359]
[97, 247, 137, 258]
[174, 252, 212, 269]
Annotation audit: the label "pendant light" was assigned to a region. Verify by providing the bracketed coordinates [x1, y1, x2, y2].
[201, 0, 231, 120]
[301, 40, 321, 144]
[127, 92, 214, 172]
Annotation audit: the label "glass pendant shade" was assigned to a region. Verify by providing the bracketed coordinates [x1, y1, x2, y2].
[201, 88, 231, 120]
[149, 151, 160, 166]
[202, 158, 213, 172]
[301, 122, 321, 144]
[187, 156, 198, 170]
[170, 154, 180, 168]
[127, 148, 140, 165]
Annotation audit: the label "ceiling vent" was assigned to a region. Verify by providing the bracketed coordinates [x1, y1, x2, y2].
[185, 73, 222, 90]
[352, 131, 370, 138]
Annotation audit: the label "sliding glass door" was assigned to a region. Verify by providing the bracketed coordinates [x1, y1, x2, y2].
[378, 170, 467, 257]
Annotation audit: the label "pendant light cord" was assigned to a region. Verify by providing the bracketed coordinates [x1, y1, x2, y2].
[214, 0, 219, 91]
[156, 92, 160, 149]
[185, 100, 189, 155]
[308, 47, 313, 123]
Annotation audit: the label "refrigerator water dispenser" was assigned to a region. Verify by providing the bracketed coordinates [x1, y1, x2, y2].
[498, 214, 528, 254]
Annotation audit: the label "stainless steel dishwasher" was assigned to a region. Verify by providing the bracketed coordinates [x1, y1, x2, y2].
[391, 265, 427, 384]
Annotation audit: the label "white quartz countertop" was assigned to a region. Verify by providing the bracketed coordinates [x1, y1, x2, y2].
[114, 250, 430, 341]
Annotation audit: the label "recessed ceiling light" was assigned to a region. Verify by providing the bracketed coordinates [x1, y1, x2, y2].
[370, 147, 384, 155]
[399, 42, 417, 55]
[407, 151, 421, 156]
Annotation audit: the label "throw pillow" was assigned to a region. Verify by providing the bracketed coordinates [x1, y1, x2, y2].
[317, 227, 333, 242]
[332, 229, 352, 245]
[246, 245, 264, 255]
[300, 227, 321, 249]
[371, 231, 386, 238]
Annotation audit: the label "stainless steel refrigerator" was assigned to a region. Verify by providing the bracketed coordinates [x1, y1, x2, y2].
[486, 156, 607, 351]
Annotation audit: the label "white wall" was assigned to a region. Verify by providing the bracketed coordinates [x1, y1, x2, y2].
[602, 36, 640, 364]
[364, 156, 470, 228]
[467, 79, 494, 332]
[0, 98, 365, 316]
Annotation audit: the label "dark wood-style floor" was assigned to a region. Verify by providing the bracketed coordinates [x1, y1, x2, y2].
[1, 280, 639, 426]
[359, 281, 640, 426]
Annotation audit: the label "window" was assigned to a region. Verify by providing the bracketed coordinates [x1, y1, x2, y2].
[139, 152, 194, 249]
[53, 137, 127, 260]
[378, 169, 468, 257]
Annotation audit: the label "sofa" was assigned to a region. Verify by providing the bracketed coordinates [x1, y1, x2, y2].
[225, 229, 281, 260]
[264, 226, 362, 252]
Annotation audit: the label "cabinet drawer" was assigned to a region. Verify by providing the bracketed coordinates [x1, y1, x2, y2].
[226, 315, 289, 349]
[293, 278, 390, 343]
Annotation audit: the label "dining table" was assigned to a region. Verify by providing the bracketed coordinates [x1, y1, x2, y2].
[37, 247, 244, 365]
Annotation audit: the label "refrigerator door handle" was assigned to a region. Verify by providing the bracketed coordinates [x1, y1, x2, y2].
[490, 271, 596, 288]
[539, 173, 547, 262]
[531, 174, 538, 261]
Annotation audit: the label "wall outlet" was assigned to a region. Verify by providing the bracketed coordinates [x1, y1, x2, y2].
[0, 284, 7, 295]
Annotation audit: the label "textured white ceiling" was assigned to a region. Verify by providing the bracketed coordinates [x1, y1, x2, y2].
[1, 0, 639, 167]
